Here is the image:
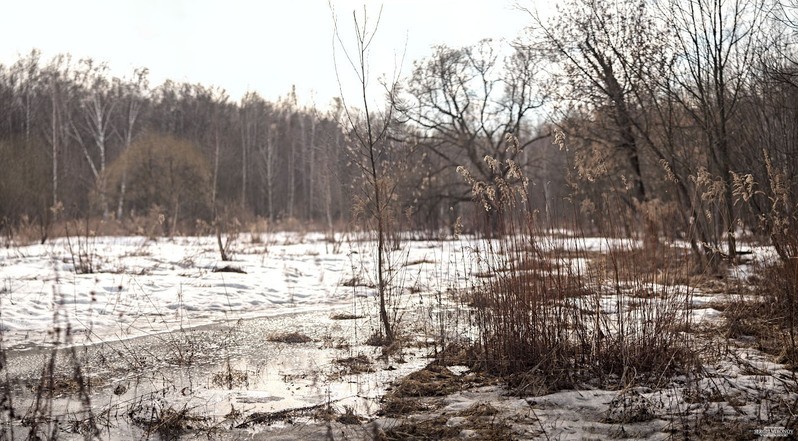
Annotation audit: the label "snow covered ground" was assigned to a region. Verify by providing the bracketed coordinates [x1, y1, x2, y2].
[0, 231, 713, 350]
[1, 231, 794, 440]
[0, 232, 476, 349]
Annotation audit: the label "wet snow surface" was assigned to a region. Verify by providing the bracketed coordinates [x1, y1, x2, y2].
[1, 233, 394, 349]
[1, 232, 794, 439]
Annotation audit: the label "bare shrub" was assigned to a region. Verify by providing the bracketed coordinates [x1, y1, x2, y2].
[729, 151, 798, 366]
[103, 132, 213, 237]
[130, 402, 209, 440]
[64, 216, 99, 274]
[460, 134, 695, 389]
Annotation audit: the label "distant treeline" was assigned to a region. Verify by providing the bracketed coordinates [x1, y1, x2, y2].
[1, 0, 797, 270]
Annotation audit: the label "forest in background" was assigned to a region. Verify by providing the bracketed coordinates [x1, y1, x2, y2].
[0, 0, 796, 271]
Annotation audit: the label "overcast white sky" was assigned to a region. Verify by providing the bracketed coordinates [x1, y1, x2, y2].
[0, 0, 541, 109]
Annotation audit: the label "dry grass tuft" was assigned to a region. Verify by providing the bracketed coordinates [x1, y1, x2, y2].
[342, 276, 374, 288]
[722, 297, 798, 368]
[334, 354, 375, 376]
[336, 406, 363, 425]
[211, 368, 249, 389]
[212, 265, 246, 274]
[603, 388, 658, 424]
[455, 139, 696, 392]
[458, 402, 499, 418]
[377, 416, 460, 440]
[330, 312, 365, 320]
[377, 402, 514, 440]
[267, 332, 312, 344]
[391, 364, 461, 398]
[379, 395, 434, 417]
[130, 404, 209, 440]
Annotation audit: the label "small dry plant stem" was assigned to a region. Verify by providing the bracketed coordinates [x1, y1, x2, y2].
[64, 215, 97, 275]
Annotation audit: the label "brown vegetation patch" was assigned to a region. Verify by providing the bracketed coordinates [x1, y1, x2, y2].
[236, 403, 327, 428]
[330, 312, 365, 320]
[436, 342, 478, 367]
[365, 332, 395, 347]
[504, 364, 600, 396]
[306, 404, 364, 425]
[342, 276, 374, 288]
[377, 363, 483, 418]
[377, 410, 514, 441]
[586, 246, 693, 284]
[720, 299, 798, 368]
[213, 265, 246, 274]
[469, 272, 592, 310]
[689, 273, 753, 295]
[391, 364, 461, 398]
[377, 416, 460, 440]
[603, 388, 657, 424]
[458, 402, 499, 418]
[267, 332, 312, 344]
[211, 368, 249, 389]
[336, 407, 364, 425]
[319, 334, 350, 350]
[669, 411, 761, 440]
[27, 375, 105, 397]
[379, 395, 437, 417]
[498, 255, 564, 274]
[469, 421, 515, 440]
[334, 354, 375, 376]
[130, 404, 210, 440]
[505, 370, 553, 396]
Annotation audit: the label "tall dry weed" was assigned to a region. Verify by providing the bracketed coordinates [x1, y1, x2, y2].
[459, 133, 694, 389]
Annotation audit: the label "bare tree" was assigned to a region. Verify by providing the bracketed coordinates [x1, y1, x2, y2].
[398, 40, 546, 232]
[303, 109, 318, 221]
[42, 55, 75, 233]
[332, 4, 401, 344]
[69, 59, 117, 219]
[239, 91, 267, 210]
[665, 0, 768, 259]
[523, 0, 663, 216]
[112, 67, 148, 220]
[9, 50, 42, 143]
[255, 113, 279, 223]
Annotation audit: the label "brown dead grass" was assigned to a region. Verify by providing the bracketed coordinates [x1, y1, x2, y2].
[379, 362, 498, 419]
[377, 416, 460, 440]
[391, 364, 461, 398]
[379, 395, 436, 417]
[211, 368, 249, 389]
[720, 299, 798, 368]
[380, 364, 465, 418]
[267, 332, 312, 344]
[131, 404, 210, 440]
[458, 402, 498, 418]
[335, 407, 363, 425]
[334, 354, 375, 376]
[330, 312, 365, 320]
[377, 402, 514, 440]
[212, 265, 246, 274]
